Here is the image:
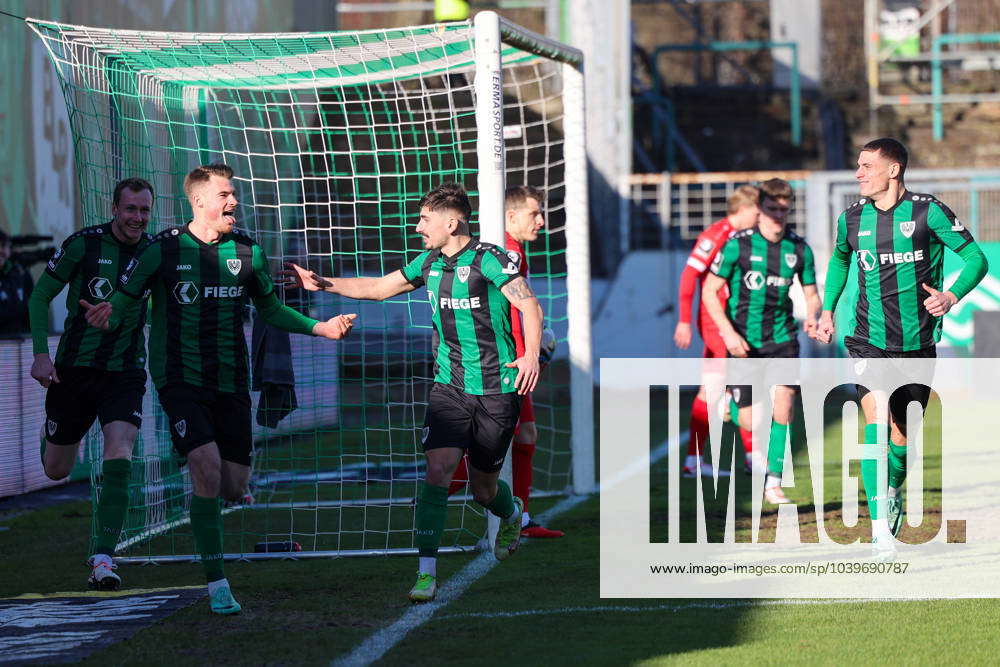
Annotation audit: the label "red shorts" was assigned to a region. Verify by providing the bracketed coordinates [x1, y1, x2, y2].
[513, 394, 535, 437]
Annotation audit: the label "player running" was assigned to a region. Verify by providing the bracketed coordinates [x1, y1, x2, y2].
[28, 178, 154, 590]
[673, 185, 760, 478]
[446, 185, 563, 538]
[280, 182, 544, 603]
[82, 164, 356, 613]
[702, 178, 821, 504]
[814, 138, 987, 560]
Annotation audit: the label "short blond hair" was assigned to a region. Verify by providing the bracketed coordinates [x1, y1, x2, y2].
[727, 185, 759, 214]
[183, 164, 233, 200]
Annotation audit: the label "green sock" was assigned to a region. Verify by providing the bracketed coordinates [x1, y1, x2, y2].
[888, 443, 907, 489]
[767, 420, 788, 476]
[485, 479, 517, 523]
[729, 399, 739, 424]
[94, 458, 131, 556]
[39, 431, 46, 466]
[415, 483, 449, 557]
[861, 423, 886, 520]
[190, 495, 225, 583]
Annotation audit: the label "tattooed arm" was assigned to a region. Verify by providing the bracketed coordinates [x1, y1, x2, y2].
[501, 276, 543, 394]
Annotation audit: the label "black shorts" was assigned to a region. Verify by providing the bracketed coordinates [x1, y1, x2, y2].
[422, 382, 522, 473]
[730, 340, 800, 408]
[156, 383, 253, 465]
[44, 366, 146, 445]
[845, 338, 936, 426]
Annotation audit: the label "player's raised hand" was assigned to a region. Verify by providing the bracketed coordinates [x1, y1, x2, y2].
[922, 283, 958, 317]
[814, 311, 835, 344]
[279, 262, 333, 292]
[313, 313, 356, 340]
[722, 330, 750, 358]
[506, 353, 540, 395]
[79, 299, 113, 330]
[30, 353, 60, 388]
[673, 321, 692, 350]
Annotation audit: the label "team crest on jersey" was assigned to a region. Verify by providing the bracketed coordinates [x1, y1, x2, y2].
[784, 253, 797, 269]
[226, 259, 242, 275]
[47, 419, 58, 436]
[456, 265, 471, 283]
[174, 419, 187, 438]
[899, 221, 915, 238]
[854, 360, 867, 376]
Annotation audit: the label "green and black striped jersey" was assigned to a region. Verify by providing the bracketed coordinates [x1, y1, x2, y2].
[43, 222, 151, 370]
[112, 224, 281, 393]
[401, 238, 522, 395]
[710, 228, 816, 347]
[832, 192, 978, 351]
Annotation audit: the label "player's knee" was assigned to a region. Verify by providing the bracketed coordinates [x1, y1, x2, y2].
[424, 460, 453, 486]
[515, 422, 537, 444]
[43, 461, 72, 481]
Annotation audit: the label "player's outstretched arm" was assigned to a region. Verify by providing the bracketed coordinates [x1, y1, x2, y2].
[279, 263, 416, 301]
[502, 276, 543, 395]
[702, 272, 749, 357]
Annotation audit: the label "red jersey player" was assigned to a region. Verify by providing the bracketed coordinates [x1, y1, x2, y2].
[448, 185, 563, 538]
[673, 185, 759, 477]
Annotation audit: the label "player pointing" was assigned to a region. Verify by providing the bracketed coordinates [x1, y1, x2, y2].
[281, 182, 543, 603]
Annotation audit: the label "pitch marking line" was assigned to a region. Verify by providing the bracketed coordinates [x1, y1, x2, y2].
[433, 597, 934, 620]
[332, 434, 686, 667]
[331, 493, 588, 667]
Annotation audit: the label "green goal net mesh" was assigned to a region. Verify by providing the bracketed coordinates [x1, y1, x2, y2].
[29, 18, 574, 559]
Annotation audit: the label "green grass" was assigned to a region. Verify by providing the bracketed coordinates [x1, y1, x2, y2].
[4, 387, 998, 664]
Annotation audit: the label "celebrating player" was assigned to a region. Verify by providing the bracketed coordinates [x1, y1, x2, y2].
[280, 182, 543, 603]
[814, 138, 987, 560]
[446, 185, 563, 538]
[82, 164, 356, 614]
[702, 178, 820, 504]
[28, 178, 154, 590]
[673, 185, 760, 478]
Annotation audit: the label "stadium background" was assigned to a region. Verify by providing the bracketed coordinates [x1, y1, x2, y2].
[2, 1, 1000, 663]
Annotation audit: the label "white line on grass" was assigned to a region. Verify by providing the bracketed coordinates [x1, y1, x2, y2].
[432, 597, 934, 620]
[331, 493, 590, 667]
[332, 434, 683, 667]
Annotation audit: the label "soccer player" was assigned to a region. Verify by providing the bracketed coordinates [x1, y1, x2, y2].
[280, 182, 543, 603]
[446, 185, 563, 538]
[27, 177, 155, 590]
[82, 164, 356, 613]
[673, 185, 760, 478]
[814, 138, 987, 560]
[702, 178, 820, 504]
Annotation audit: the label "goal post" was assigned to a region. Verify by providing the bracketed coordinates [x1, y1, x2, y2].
[28, 11, 592, 562]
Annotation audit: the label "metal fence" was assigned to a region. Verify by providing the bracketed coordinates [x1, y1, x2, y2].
[626, 168, 1000, 275]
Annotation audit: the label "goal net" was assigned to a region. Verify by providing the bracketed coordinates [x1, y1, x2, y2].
[28, 12, 592, 561]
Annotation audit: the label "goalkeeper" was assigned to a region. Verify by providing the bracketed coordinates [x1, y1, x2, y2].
[82, 164, 356, 614]
[281, 182, 543, 603]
